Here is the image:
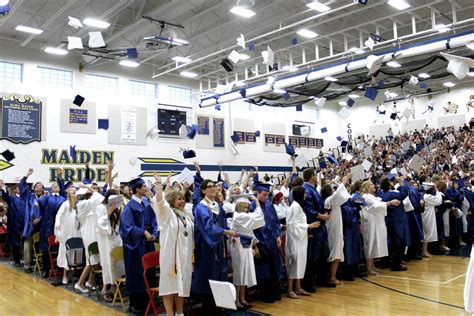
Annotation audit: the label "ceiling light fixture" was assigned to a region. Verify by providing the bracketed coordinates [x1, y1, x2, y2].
[15, 25, 43, 34]
[338, 101, 348, 106]
[387, 0, 410, 10]
[467, 40, 474, 50]
[387, 61, 402, 68]
[273, 88, 286, 94]
[180, 71, 198, 78]
[418, 73, 431, 78]
[468, 72, 474, 77]
[83, 18, 110, 29]
[348, 94, 360, 99]
[44, 47, 68, 55]
[443, 81, 455, 87]
[172, 56, 192, 63]
[230, 6, 256, 18]
[297, 29, 318, 38]
[324, 76, 338, 82]
[306, 1, 330, 12]
[119, 60, 140, 67]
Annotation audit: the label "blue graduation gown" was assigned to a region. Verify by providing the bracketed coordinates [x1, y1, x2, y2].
[119, 197, 154, 294]
[250, 198, 283, 279]
[445, 186, 463, 239]
[378, 185, 409, 249]
[2, 192, 25, 247]
[463, 188, 474, 231]
[192, 173, 203, 215]
[340, 198, 363, 266]
[302, 182, 328, 260]
[19, 177, 42, 238]
[191, 200, 228, 294]
[405, 181, 424, 243]
[38, 194, 66, 251]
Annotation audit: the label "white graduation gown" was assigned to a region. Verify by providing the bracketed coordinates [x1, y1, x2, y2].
[274, 202, 289, 220]
[422, 193, 442, 242]
[54, 201, 81, 270]
[151, 199, 194, 297]
[361, 194, 388, 259]
[285, 201, 308, 279]
[325, 184, 351, 262]
[230, 206, 265, 286]
[76, 192, 104, 265]
[95, 204, 123, 285]
[465, 245, 474, 313]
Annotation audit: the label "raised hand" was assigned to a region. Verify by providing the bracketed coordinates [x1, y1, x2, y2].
[26, 168, 33, 177]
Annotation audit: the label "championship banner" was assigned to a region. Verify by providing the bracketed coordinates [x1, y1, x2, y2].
[213, 118, 224, 147]
[288, 136, 298, 147]
[265, 134, 275, 145]
[275, 135, 285, 146]
[1, 94, 42, 144]
[69, 109, 88, 124]
[245, 132, 256, 143]
[315, 138, 324, 149]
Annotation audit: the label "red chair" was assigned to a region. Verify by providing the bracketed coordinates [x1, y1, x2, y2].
[47, 235, 60, 279]
[142, 251, 163, 316]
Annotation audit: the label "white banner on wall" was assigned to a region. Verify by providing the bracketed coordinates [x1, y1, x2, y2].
[120, 107, 137, 143]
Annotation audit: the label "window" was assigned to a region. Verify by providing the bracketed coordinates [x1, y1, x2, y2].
[85, 73, 118, 91]
[129, 80, 157, 98]
[0, 61, 23, 82]
[37, 66, 73, 88]
[168, 85, 192, 104]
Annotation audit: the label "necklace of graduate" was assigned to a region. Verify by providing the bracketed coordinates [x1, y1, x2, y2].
[173, 208, 189, 237]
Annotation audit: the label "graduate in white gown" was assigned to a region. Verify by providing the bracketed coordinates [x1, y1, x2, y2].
[464, 244, 474, 314]
[360, 180, 400, 275]
[286, 186, 320, 299]
[151, 173, 194, 316]
[229, 195, 265, 308]
[421, 186, 442, 257]
[320, 174, 352, 286]
[75, 188, 104, 293]
[54, 187, 80, 284]
[95, 190, 123, 300]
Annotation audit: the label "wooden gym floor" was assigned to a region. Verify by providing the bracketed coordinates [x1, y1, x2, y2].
[0, 254, 470, 315]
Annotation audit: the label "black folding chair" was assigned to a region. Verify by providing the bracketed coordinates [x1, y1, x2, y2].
[65, 237, 85, 287]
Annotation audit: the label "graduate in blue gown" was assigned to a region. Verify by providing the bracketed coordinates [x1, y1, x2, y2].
[378, 176, 409, 271]
[250, 182, 282, 303]
[119, 178, 157, 314]
[340, 184, 364, 280]
[301, 168, 330, 290]
[404, 179, 424, 260]
[446, 178, 464, 247]
[462, 181, 474, 233]
[1, 182, 24, 266]
[19, 168, 45, 273]
[191, 178, 236, 315]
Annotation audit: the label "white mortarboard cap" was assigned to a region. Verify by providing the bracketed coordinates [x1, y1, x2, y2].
[338, 106, 351, 119]
[409, 75, 419, 85]
[179, 124, 188, 139]
[228, 50, 241, 64]
[314, 97, 326, 107]
[300, 126, 311, 137]
[295, 154, 309, 169]
[402, 108, 412, 119]
[209, 280, 237, 310]
[441, 52, 474, 80]
[262, 46, 274, 66]
[67, 36, 83, 50]
[364, 36, 375, 50]
[237, 33, 245, 49]
[89, 31, 106, 48]
[68, 16, 83, 29]
[366, 55, 384, 77]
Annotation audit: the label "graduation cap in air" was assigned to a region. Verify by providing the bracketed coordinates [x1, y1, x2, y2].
[390, 113, 398, 120]
[98, 119, 109, 130]
[285, 143, 297, 158]
[314, 97, 326, 107]
[291, 37, 298, 45]
[296, 104, 303, 111]
[182, 149, 196, 159]
[67, 36, 83, 50]
[336, 136, 343, 142]
[230, 132, 240, 144]
[215, 104, 221, 110]
[88, 31, 105, 48]
[409, 75, 419, 86]
[282, 92, 290, 101]
[68, 16, 83, 29]
[255, 130, 260, 137]
[365, 36, 375, 50]
[341, 140, 348, 147]
[221, 58, 234, 72]
[327, 155, 338, 165]
[364, 87, 378, 100]
[441, 52, 474, 80]
[187, 124, 198, 139]
[420, 82, 428, 89]
[366, 55, 384, 77]
[1, 149, 15, 162]
[127, 48, 138, 59]
[347, 98, 355, 107]
[321, 127, 328, 133]
[248, 41, 256, 51]
[377, 80, 384, 88]
[129, 178, 145, 191]
[73, 95, 85, 107]
[239, 89, 246, 98]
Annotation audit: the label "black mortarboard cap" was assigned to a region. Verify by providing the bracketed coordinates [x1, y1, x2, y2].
[341, 140, 348, 147]
[73, 94, 85, 107]
[390, 113, 398, 120]
[1, 149, 15, 162]
[129, 178, 145, 191]
[182, 149, 196, 159]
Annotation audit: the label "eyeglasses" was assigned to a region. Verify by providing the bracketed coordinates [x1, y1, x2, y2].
[206, 184, 216, 189]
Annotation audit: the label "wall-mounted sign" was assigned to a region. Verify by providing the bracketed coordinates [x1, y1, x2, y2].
[1, 94, 42, 144]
